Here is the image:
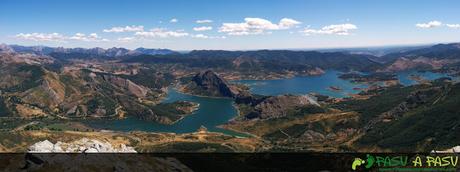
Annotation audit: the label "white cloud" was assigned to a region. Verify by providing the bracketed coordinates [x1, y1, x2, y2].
[300, 23, 357, 36]
[447, 24, 460, 29]
[191, 34, 226, 39]
[219, 17, 301, 35]
[15, 33, 66, 41]
[69, 33, 108, 42]
[192, 34, 209, 39]
[170, 18, 178, 23]
[135, 28, 189, 38]
[103, 25, 144, 33]
[117, 37, 136, 42]
[278, 18, 302, 29]
[193, 26, 213, 31]
[416, 21, 442, 28]
[196, 19, 213, 24]
[15, 32, 108, 42]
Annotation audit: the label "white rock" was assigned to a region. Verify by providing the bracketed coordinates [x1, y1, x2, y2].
[84, 148, 99, 153]
[453, 146, 460, 152]
[28, 140, 54, 153]
[28, 138, 137, 153]
[431, 145, 460, 153]
[52, 142, 63, 152]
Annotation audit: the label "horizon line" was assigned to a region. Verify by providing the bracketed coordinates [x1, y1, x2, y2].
[2, 41, 457, 52]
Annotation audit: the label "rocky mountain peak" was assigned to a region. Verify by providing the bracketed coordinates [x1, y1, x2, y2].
[193, 70, 226, 85]
[190, 70, 237, 98]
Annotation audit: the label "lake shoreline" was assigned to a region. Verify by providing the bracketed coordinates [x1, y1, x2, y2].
[81, 70, 453, 138]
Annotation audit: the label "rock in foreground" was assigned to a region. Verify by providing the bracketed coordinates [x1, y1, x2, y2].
[28, 138, 136, 153]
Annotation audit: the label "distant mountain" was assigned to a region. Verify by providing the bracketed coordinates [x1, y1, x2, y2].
[3, 43, 460, 73]
[0, 44, 15, 53]
[0, 44, 178, 57]
[318, 45, 432, 57]
[7, 44, 56, 55]
[124, 50, 382, 72]
[383, 43, 460, 61]
[134, 47, 178, 55]
[379, 43, 460, 72]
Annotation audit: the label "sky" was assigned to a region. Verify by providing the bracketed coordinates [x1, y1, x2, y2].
[1, 0, 460, 50]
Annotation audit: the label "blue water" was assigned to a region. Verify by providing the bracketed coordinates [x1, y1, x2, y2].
[396, 71, 450, 86]
[233, 70, 369, 98]
[86, 89, 248, 137]
[85, 70, 451, 136]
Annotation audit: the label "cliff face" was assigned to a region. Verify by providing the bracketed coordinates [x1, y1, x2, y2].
[182, 70, 240, 98]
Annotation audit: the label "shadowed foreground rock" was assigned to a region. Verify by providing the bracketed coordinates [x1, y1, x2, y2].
[0, 154, 193, 172]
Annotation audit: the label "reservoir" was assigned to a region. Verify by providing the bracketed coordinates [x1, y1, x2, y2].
[86, 89, 246, 136]
[86, 70, 452, 135]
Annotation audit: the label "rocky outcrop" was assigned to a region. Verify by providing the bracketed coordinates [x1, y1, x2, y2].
[19, 153, 192, 172]
[431, 146, 460, 153]
[250, 95, 319, 119]
[28, 138, 136, 153]
[101, 75, 150, 97]
[182, 70, 240, 98]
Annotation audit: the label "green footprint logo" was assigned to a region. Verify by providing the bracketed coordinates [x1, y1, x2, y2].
[352, 158, 365, 170]
[365, 154, 375, 169]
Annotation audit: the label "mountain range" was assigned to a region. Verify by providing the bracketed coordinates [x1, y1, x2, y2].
[2, 43, 460, 73]
[0, 44, 178, 57]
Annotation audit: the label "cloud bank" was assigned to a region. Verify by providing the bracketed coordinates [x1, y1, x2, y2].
[446, 24, 460, 29]
[196, 19, 213, 24]
[15, 32, 108, 42]
[103, 25, 144, 33]
[219, 17, 301, 35]
[193, 26, 213, 31]
[135, 28, 189, 38]
[415, 21, 442, 28]
[301, 23, 357, 36]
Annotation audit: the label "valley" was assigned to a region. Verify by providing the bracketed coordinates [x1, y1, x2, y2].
[0, 43, 459, 153]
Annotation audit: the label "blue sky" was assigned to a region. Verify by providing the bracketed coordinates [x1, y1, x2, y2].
[1, 0, 460, 50]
